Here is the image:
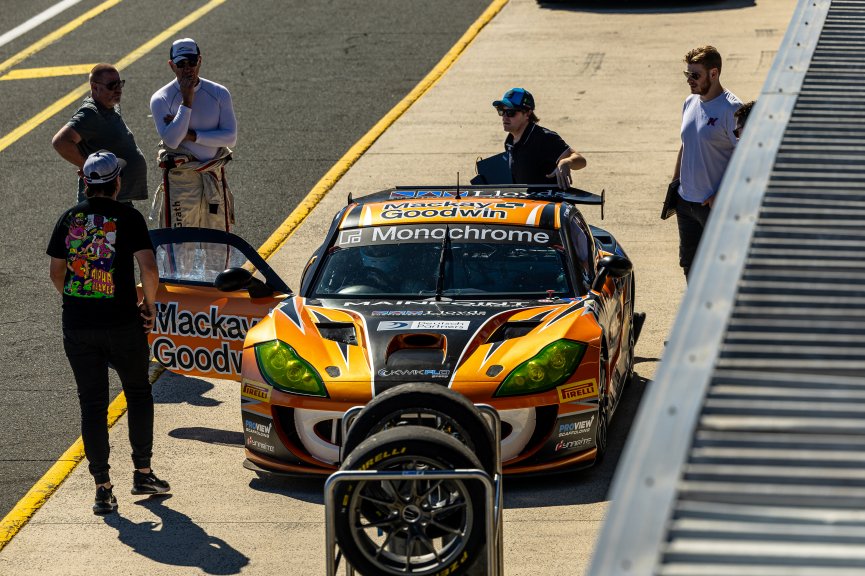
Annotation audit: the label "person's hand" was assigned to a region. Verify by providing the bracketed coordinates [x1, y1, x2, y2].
[138, 300, 156, 333]
[702, 195, 716, 208]
[183, 129, 197, 143]
[179, 75, 196, 107]
[163, 113, 175, 125]
[546, 160, 572, 190]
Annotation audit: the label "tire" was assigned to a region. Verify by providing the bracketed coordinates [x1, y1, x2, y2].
[335, 426, 487, 576]
[342, 383, 496, 475]
[595, 363, 609, 464]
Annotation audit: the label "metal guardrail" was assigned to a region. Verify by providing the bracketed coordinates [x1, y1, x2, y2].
[587, 0, 865, 574]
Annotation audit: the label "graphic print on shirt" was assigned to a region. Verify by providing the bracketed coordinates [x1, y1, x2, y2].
[64, 212, 117, 298]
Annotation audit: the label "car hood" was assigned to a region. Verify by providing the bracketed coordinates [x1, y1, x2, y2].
[246, 296, 601, 396]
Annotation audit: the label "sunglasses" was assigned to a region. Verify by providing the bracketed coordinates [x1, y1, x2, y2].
[93, 79, 125, 90]
[175, 58, 198, 69]
[497, 108, 521, 118]
[682, 70, 702, 81]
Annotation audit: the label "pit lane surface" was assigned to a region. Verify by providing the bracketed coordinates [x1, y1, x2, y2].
[0, 0, 492, 521]
[0, 0, 795, 573]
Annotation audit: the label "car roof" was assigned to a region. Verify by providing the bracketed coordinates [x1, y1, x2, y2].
[340, 185, 604, 230]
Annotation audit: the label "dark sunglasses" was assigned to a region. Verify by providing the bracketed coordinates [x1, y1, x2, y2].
[497, 108, 521, 118]
[682, 70, 702, 81]
[175, 58, 198, 69]
[93, 79, 125, 90]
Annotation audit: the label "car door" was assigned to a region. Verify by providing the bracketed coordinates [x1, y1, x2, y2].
[139, 227, 291, 381]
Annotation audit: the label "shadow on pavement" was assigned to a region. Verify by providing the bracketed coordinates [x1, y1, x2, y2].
[503, 371, 649, 508]
[153, 371, 222, 407]
[103, 495, 250, 575]
[168, 426, 244, 447]
[247, 474, 326, 505]
[537, 0, 755, 13]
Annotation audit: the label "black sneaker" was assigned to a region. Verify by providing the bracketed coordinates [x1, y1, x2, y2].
[131, 470, 171, 495]
[93, 485, 117, 515]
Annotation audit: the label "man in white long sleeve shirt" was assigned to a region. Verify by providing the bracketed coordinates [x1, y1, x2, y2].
[150, 38, 237, 231]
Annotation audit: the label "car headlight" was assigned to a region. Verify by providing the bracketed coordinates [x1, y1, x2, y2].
[254, 340, 327, 397]
[494, 340, 586, 397]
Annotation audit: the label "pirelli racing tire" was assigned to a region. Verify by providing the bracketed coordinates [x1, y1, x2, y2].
[335, 426, 486, 576]
[342, 382, 496, 475]
[595, 362, 609, 465]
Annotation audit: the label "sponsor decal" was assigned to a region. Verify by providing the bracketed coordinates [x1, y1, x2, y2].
[389, 189, 555, 200]
[556, 379, 598, 403]
[558, 415, 595, 438]
[371, 225, 549, 244]
[379, 200, 525, 221]
[378, 320, 470, 331]
[241, 380, 272, 403]
[153, 337, 242, 375]
[371, 310, 487, 317]
[153, 301, 259, 341]
[555, 437, 593, 451]
[344, 300, 529, 308]
[245, 418, 273, 439]
[338, 229, 362, 244]
[377, 369, 451, 379]
[247, 436, 275, 453]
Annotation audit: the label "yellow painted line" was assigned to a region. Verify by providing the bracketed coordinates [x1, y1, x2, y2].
[0, 0, 227, 155]
[0, 0, 122, 76]
[0, 364, 164, 552]
[0, 64, 96, 81]
[257, 0, 511, 259]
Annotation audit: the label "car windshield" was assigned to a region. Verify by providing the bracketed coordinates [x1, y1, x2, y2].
[312, 224, 571, 298]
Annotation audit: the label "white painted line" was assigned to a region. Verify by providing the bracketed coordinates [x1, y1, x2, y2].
[0, 0, 81, 49]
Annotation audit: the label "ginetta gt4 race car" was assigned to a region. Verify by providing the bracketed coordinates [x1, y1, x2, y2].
[146, 185, 640, 476]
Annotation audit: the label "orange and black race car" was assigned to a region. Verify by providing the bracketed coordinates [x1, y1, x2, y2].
[146, 185, 641, 476]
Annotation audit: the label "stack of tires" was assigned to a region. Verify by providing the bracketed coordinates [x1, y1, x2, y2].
[333, 383, 497, 576]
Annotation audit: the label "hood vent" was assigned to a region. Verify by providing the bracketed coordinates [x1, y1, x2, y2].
[486, 321, 540, 344]
[316, 322, 357, 346]
[385, 333, 447, 368]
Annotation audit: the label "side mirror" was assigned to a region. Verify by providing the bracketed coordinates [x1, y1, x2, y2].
[215, 267, 277, 298]
[591, 255, 633, 293]
[215, 267, 252, 292]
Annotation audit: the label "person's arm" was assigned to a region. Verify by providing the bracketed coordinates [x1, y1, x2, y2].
[546, 147, 586, 190]
[150, 91, 192, 149]
[135, 248, 159, 332]
[51, 125, 85, 171]
[49, 257, 66, 294]
[194, 88, 237, 148]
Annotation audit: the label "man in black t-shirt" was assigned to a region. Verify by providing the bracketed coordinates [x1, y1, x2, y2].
[47, 151, 169, 515]
[493, 88, 586, 188]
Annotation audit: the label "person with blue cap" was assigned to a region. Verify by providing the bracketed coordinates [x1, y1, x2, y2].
[493, 88, 585, 189]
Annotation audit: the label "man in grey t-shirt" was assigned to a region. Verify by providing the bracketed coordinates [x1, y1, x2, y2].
[52, 63, 148, 205]
[671, 45, 741, 280]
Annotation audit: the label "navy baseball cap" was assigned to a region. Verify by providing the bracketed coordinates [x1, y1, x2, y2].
[83, 150, 125, 185]
[493, 88, 535, 110]
[170, 38, 200, 64]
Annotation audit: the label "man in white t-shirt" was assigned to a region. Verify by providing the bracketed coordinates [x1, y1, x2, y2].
[150, 38, 237, 230]
[671, 45, 741, 280]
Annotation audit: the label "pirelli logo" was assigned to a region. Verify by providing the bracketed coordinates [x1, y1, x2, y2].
[556, 379, 598, 403]
[241, 380, 272, 403]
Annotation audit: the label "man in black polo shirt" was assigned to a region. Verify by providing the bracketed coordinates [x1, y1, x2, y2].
[493, 88, 586, 188]
[47, 151, 169, 514]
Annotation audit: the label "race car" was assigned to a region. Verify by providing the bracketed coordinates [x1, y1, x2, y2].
[146, 184, 640, 476]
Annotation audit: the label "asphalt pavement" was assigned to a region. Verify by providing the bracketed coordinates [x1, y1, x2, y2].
[0, 0, 491, 520]
[0, 0, 796, 574]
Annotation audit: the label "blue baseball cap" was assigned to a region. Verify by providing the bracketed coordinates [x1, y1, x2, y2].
[83, 150, 125, 185]
[493, 88, 535, 110]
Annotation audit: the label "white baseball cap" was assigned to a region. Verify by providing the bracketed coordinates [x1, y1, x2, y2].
[82, 150, 125, 185]
[170, 38, 200, 64]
